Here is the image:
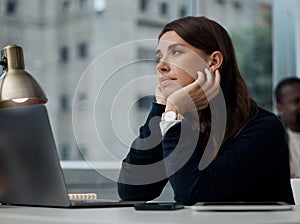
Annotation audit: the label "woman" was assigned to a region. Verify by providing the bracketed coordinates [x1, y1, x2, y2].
[118, 16, 294, 205]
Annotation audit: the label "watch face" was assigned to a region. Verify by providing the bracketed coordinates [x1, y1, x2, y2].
[164, 110, 177, 121]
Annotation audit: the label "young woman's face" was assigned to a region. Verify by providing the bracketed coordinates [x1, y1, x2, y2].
[155, 31, 210, 98]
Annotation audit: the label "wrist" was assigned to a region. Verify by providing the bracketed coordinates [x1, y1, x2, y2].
[162, 110, 183, 122]
[156, 97, 166, 105]
[165, 102, 178, 114]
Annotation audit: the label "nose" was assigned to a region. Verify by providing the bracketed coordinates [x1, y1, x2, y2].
[156, 60, 170, 75]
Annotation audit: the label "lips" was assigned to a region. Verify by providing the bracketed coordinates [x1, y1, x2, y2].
[159, 76, 176, 87]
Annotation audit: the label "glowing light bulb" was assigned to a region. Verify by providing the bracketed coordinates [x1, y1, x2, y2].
[12, 98, 29, 103]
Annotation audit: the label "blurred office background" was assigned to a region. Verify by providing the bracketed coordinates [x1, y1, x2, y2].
[0, 0, 299, 200]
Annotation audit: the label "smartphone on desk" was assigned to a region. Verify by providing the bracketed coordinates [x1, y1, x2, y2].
[191, 201, 293, 211]
[134, 202, 185, 211]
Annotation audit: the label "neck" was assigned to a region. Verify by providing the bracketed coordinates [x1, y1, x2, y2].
[288, 127, 300, 133]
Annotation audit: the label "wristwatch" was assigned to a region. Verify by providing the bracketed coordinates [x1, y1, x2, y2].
[162, 110, 181, 121]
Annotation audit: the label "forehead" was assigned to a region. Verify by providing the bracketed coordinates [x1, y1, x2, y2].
[281, 83, 300, 94]
[280, 83, 300, 101]
[159, 31, 186, 44]
[157, 30, 203, 55]
[158, 31, 194, 49]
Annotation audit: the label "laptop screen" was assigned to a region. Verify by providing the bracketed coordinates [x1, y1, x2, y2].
[0, 105, 70, 207]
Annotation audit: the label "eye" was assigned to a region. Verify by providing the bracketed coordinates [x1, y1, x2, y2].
[171, 49, 181, 56]
[155, 56, 161, 63]
[155, 54, 162, 63]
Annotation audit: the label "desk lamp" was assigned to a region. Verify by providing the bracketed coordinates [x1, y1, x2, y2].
[0, 44, 47, 108]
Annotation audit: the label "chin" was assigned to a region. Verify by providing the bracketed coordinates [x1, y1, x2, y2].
[161, 84, 181, 97]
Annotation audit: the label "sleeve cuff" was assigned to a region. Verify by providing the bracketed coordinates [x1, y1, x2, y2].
[159, 120, 181, 136]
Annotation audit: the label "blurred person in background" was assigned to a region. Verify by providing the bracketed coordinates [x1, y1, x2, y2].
[275, 77, 300, 178]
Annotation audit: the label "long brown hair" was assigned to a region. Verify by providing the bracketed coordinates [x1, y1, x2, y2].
[159, 16, 257, 148]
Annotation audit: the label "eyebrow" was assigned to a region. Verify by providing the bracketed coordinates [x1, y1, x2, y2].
[155, 43, 185, 55]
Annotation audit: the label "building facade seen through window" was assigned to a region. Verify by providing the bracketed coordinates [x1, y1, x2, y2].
[0, 0, 274, 163]
[4, 0, 300, 201]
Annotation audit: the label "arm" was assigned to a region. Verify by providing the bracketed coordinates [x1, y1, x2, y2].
[118, 103, 168, 201]
[162, 109, 292, 205]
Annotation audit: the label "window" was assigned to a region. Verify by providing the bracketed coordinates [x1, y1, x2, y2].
[140, 0, 149, 12]
[77, 145, 87, 160]
[77, 93, 88, 110]
[233, 1, 242, 10]
[77, 42, 88, 59]
[60, 95, 69, 112]
[59, 144, 70, 160]
[59, 46, 69, 63]
[79, 0, 88, 9]
[215, 0, 225, 5]
[160, 2, 168, 17]
[6, 0, 18, 16]
[179, 6, 187, 17]
[62, 0, 71, 13]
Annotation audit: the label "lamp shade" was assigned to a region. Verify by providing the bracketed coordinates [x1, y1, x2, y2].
[0, 45, 47, 108]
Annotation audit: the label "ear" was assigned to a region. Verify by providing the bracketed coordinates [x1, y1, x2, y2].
[276, 103, 284, 117]
[208, 51, 223, 72]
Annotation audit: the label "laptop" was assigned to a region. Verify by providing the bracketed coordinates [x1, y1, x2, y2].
[0, 104, 142, 208]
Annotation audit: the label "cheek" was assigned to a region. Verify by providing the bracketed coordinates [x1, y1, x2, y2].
[172, 58, 199, 80]
[287, 104, 298, 113]
[177, 70, 195, 86]
[282, 106, 298, 120]
[178, 58, 207, 81]
[183, 67, 198, 80]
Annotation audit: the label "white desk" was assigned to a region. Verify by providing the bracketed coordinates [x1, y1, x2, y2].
[1, 205, 300, 224]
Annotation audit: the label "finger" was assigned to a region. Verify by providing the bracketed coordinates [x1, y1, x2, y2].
[193, 97, 209, 111]
[193, 68, 221, 108]
[196, 70, 206, 85]
[210, 69, 221, 93]
[155, 86, 167, 104]
[205, 67, 214, 84]
[206, 88, 219, 102]
[192, 68, 213, 95]
[206, 69, 221, 101]
[186, 87, 209, 111]
[155, 86, 162, 96]
[202, 79, 220, 100]
[203, 82, 220, 102]
[215, 69, 221, 84]
[199, 68, 221, 99]
[200, 68, 216, 91]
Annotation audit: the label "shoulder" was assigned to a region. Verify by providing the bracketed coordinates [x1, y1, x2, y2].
[250, 107, 284, 130]
[220, 107, 288, 161]
[239, 107, 286, 142]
